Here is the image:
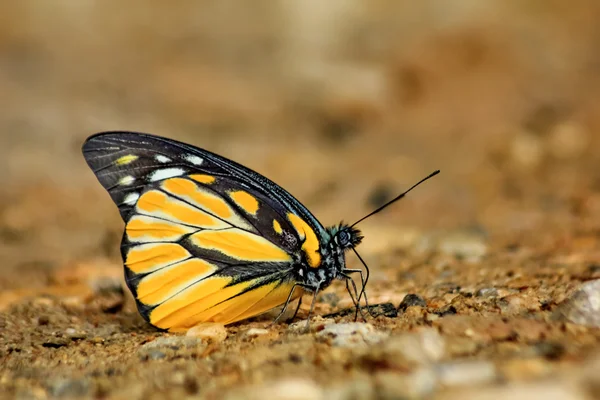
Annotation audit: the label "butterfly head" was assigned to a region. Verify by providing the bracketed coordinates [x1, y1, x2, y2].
[330, 224, 363, 250]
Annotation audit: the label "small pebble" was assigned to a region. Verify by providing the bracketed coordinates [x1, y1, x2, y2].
[435, 380, 588, 400]
[143, 349, 167, 360]
[245, 328, 269, 338]
[375, 368, 437, 399]
[475, 287, 499, 298]
[548, 121, 589, 160]
[91, 337, 105, 344]
[510, 132, 544, 170]
[444, 336, 479, 357]
[65, 328, 87, 340]
[15, 387, 48, 400]
[555, 279, 600, 327]
[316, 323, 388, 347]
[99, 294, 124, 314]
[138, 336, 207, 360]
[325, 377, 374, 400]
[437, 229, 488, 263]
[47, 378, 90, 398]
[498, 294, 540, 315]
[498, 358, 554, 381]
[183, 375, 200, 395]
[186, 323, 228, 343]
[425, 313, 440, 322]
[364, 328, 445, 369]
[435, 361, 497, 387]
[32, 297, 55, 307]
[288, 316, 333, 333]
[42, 339, 69, 349]
[581, 351, 600, 394]
[228, 378, 323, 400]
[389, 328, 445, 364]
[59, 296, 87, 311]
[532, 341, 565, 360]
[397, 293, 427, 312]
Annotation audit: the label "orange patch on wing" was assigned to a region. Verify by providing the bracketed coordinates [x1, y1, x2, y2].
[149, 277, 244, 330]
[137, 190, 225, 228]
[287, 213, 321, 268]
[190, 174, 216, 184]
[126, 215, 194, 243]
[229, 190, 259, 215]
[162, 178, 232, 219]
[136, 258, 217, 305]
[273, 220, 282, 234]
[126, 243, 190, 274]
[189, 229, 292, 262]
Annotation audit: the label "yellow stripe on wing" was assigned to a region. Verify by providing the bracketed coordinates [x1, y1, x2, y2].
[126, 243, 191, 274]
[137, 190, 228, 229]
[189, 229, 292, 262]
[161, 178, 255, 231]
[152, 279, 300, 331]
[136, 258, 217, 305]
[219, 280, 301, 325]
[177, 281, 280, 328]
[126, 215, 196, 243]
[149, 277, 247, 330]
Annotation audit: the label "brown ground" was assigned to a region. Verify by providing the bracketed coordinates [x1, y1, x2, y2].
[1, 2, 600, 399]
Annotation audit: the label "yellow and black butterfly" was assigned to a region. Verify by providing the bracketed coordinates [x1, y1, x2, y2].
[82, 132, 439, 332]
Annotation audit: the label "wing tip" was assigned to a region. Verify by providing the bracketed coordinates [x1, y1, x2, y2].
[82, 130, 142, 150]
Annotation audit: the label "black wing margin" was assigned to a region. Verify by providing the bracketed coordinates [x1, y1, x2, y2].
[81, 131, 324, 253]
[82, 132, 231, 219]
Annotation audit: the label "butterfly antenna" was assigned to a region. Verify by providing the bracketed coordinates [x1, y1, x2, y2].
[350, 170, 440, 228]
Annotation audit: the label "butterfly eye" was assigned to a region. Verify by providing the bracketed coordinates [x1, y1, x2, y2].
[338, 230, 350, 246]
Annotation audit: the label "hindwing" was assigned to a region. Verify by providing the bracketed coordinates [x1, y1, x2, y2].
[82, 132, 323, 330]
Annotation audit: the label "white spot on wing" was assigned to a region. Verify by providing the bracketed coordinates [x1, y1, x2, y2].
[119, 176, 135, 186]
[183, 154, 203, 166]
[123, 193, 140, 205]
[155, 155, 172, 163]
[148, 168, 185, 182]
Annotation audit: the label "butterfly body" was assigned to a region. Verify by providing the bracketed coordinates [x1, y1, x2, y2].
[82, 132, 363, 332]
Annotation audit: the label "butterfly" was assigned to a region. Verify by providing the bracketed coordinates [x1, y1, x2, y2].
[82, 131, 439, 332]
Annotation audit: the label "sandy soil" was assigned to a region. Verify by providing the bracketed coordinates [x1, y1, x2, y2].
[1, 2, 599, 399]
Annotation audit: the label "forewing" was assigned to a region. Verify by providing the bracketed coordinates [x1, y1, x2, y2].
[81, 131, 318, 330]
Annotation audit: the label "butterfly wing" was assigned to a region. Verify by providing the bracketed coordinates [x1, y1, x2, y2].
[82, 131, 324, 331]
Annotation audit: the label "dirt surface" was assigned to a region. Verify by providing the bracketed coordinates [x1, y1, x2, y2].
[1, 2, 600, 399]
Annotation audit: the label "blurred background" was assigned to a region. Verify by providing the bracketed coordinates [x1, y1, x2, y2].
[2, 0, 600, 293]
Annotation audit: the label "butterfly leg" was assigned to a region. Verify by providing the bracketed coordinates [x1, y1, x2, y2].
[345, 278, 358, 308]
[285, 296, 303, 324]
[343, 267, 376, 318]
[272, 282, 314, 325]
[344, 278, 363, 321]
[342, 273, 368, 321]
[272, 283, 302, 325]
[304, 281, 323, 332]
[349, 248, 376, 317]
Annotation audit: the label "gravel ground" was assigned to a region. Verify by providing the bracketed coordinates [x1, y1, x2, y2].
[1, 2, 600, 399]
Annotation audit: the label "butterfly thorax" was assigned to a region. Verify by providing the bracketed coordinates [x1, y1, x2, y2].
[295, 224, 363, 291]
